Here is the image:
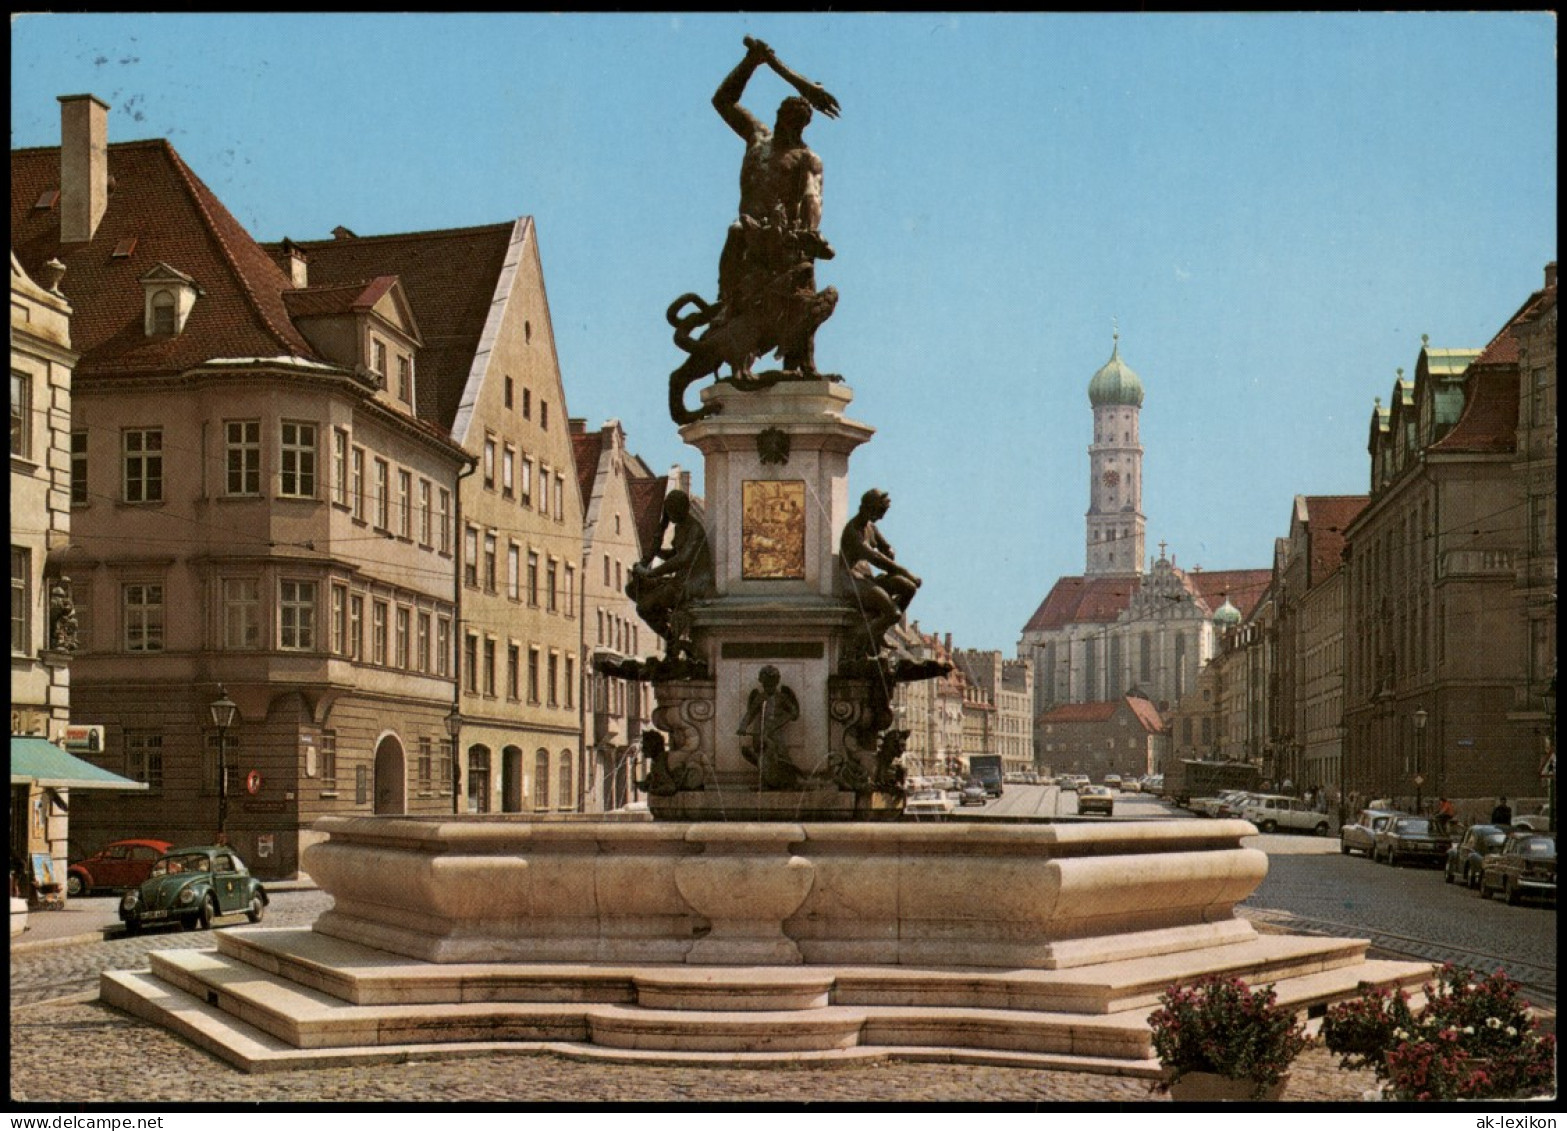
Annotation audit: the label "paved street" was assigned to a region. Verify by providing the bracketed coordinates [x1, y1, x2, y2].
[8, 802, 1552, 1105]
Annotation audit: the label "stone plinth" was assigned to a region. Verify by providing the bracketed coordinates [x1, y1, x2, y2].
[302, 816, 1269, 967]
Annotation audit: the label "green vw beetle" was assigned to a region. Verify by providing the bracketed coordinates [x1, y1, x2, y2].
[119, 846, 268, 934]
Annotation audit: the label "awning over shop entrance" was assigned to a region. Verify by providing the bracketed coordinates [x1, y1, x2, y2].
[9, 736, 148, 791]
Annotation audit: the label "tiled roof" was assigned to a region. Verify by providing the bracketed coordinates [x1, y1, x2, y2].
[1022, 576, 1139, 632]
[1180, 569, 1272, 621]
[1124, 695, 1167, 734]
[628, 475, 670, 560]
[281, 276, 399, 320]
[1037, 701, 1117, 724]
[273, 222, 517, 429]
[1427, 366, 1519, 454]
[570, 426, 605, 514]
[1301, 495, 1368, 585]
[11, 140, 322, 375]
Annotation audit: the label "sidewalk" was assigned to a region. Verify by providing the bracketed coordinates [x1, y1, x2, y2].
[10, 874, 317, 953]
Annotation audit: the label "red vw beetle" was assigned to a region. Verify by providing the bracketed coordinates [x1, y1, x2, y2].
[66, 838, 174, 897]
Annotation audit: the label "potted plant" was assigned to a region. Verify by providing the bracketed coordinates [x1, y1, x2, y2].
[1323, 964, 1556, 1101]
[1148, 973, 1311, 1101]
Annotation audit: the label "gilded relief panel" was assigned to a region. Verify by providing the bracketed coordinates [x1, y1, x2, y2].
[741, 480, 807, 580]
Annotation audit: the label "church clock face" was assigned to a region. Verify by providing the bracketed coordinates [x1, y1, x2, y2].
[1102, 469, 1121, 487]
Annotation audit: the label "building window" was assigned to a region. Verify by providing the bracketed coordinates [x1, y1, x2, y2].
[603, 555, 611, 587]
[483, 437, 497, 491]
[436, 616, 451, 677]
[554, 472, 565, 520]
[333, 428, 349, 506]
[10, 547, 29, 654]
[540, 400, 549, 431]
[395, 606, 410, 669]
[150, 290, 176, 335]
[522, 388, 532, 420]
[320, 731, 337, 788]
[71, 430, 88, 505]
[280, 580, 317, 651]
[122, 429, 163, 503]
[125, 731, 164, 791]
[279, 421, 316, 498]
[483, 637, 496, 697]
[225, 420, 261, 496]
[534, 749, 550, 811]
[464, 526, 480, 588]
[527, 551, 540, 606]
[507, 643, 521, 700]
[504, 375, 513, 409]
[371, 600, 388, 664]
[398, 470, 412, 538]
[484, 532, 498, 593]
[351, 447, 366, 521]
[546, 558, 558, 613]
[565, 656, 575, 709]
[356, 764, 369, 806]
[349, 594, 364, 661]
[419, 479, 433, 546]
[11, 371, 31, 458]
[520, 459, 532, 507]
[548, 651, 559, 707]
[564, 564, 575, 617]
[438, 488, 452, 554]
[372, 339, 388, 388]
[464, 632, 479, 694]
[373, 458, 389, 529]
[397, 356, 412, 404]
[123, 582, 164, 652]
[223, 578, 261, 650]
[556, 754, 571, 812]
[507, 543, 521, 601]
[539, 467, 550, 515]
[418, 737, 433, 790]
[528, 647, 541, 703]
[331, 583, 348, 655]
[502, 444, 515, 499]
[417, 611, 431, 673]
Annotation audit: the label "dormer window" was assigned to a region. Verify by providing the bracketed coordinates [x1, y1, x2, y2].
[140, 263, 201, 337]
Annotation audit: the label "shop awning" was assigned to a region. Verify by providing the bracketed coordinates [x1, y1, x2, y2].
[9, 736, 148, 791]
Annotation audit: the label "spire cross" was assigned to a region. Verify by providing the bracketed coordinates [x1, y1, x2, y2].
[1158, 540, 1168, 560]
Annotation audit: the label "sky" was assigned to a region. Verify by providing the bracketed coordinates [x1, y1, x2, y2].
[10, 12, 1557, 652]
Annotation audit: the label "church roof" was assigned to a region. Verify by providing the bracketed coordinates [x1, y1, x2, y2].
[1184, 569, 1272, 620]
[1088, 335, 1144, 407]
[1022, 576, 1140, 631]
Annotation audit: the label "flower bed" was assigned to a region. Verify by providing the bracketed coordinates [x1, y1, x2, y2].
[1148, 973, 1311, 1100]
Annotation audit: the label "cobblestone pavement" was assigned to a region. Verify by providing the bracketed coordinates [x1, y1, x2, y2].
[9, 996, 1382, 1105]
[9, 891, 334, 1007]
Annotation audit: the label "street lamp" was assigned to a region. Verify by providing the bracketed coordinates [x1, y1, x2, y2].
[1413, 707, 1428, 816]
[208, 686, 238, 841]
[444, 707, 462, 815]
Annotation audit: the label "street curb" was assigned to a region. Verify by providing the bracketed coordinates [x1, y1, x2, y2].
[10, 930, 111, 954]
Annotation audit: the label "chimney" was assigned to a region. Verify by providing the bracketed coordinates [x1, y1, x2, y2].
[1546, 262, 1558, 290]
[278, 238, 308, 287]
[59, 94, 110, 244]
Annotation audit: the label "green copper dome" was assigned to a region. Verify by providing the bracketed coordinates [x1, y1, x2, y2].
[1212, 597, 1242, 628]
[1088, 335, 1144, 407]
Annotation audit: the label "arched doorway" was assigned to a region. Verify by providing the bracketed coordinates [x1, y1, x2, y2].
[467, 745, 492, 813]
[373, 735, 406, 815]
[501, 746, 524, 812]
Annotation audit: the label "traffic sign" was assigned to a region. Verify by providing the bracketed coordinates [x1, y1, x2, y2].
[246, 770, 263, 795]
[1541, 752, 1555, 779]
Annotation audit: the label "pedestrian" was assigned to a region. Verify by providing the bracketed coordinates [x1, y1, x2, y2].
[1490, 796, 1512, 825]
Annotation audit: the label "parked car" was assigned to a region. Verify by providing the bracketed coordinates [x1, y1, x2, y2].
[958, 782, 989, 807]
[1240, 794, 1333, 836]
[1444, 824, 1511, 888]
[1478, 832, 1556, 906]
[1077, 785, 1115, 816]
[1120, 777, 1142, 793]
[905, 789, 956, 820]
[1103, 774, 1122, 791]
[1057, 775, 1084, 792]
[66, 838, 174, 897]
[119, 846, 268, 934]
[1214, 790, 1259, 819]
[1371, 815, 1451, 867]
[1340, 808, 1405, 857]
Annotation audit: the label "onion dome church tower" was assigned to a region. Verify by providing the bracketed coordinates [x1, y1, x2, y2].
[1085, 329, 1145, 577]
